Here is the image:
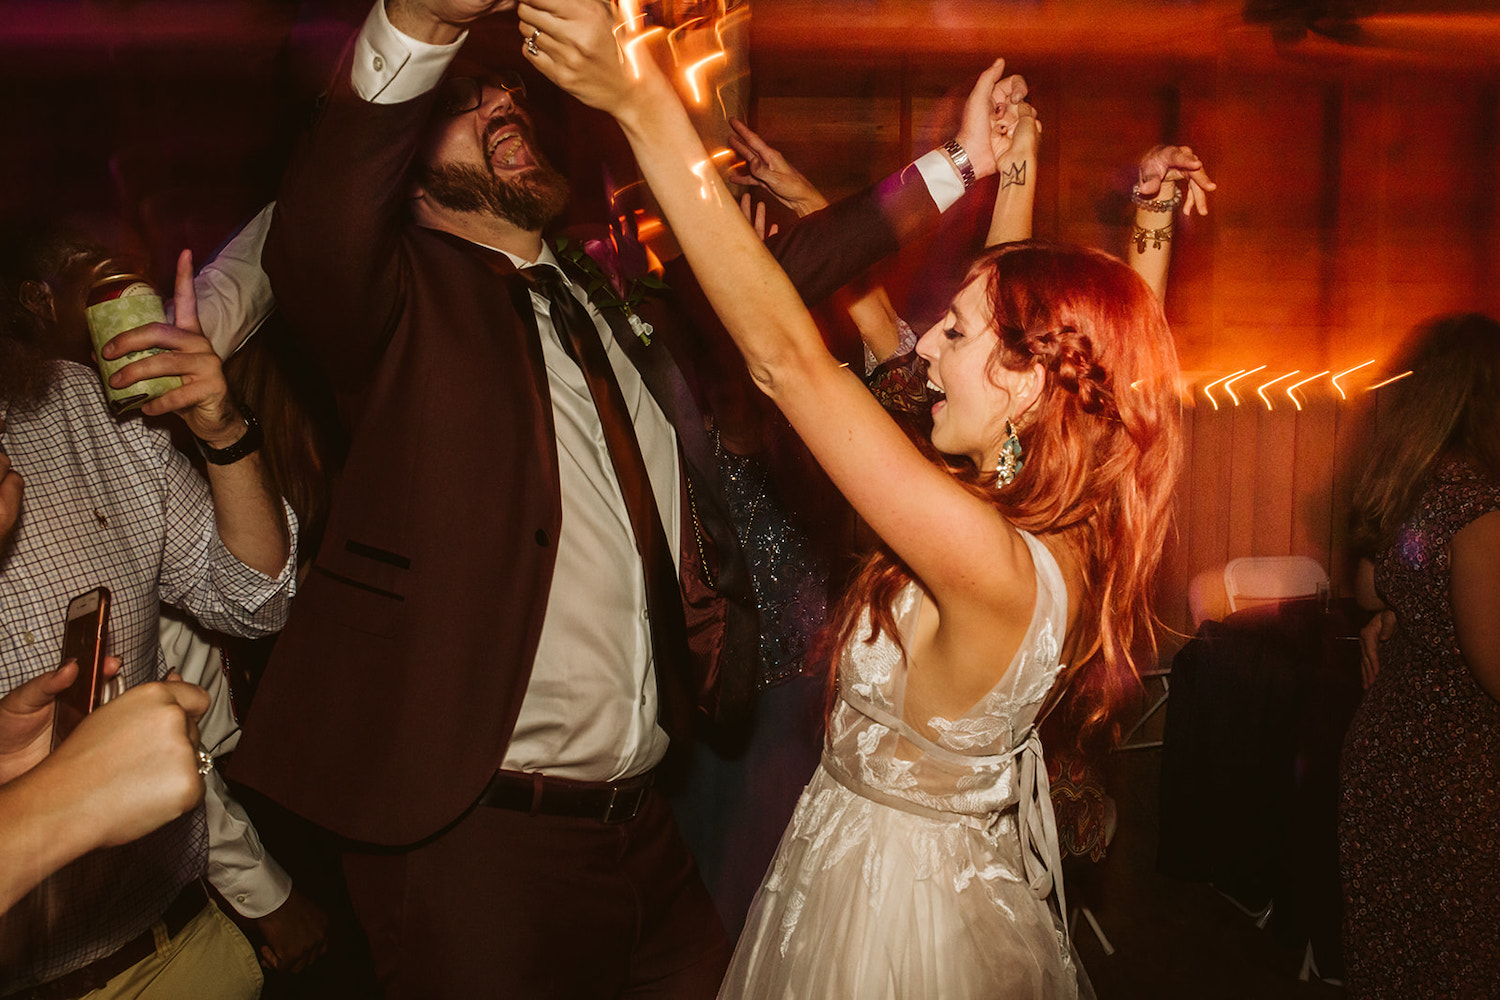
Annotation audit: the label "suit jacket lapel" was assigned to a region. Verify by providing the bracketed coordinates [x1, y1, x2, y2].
[425, 228, 562, 507]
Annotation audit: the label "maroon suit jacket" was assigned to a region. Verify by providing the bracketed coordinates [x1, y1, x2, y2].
[230, 55, 942, 846]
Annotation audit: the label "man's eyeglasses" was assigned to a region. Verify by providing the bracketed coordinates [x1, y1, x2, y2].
[438, 73, 527, 116]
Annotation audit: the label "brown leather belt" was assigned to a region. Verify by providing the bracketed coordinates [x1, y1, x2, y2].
[12, 879, 209, 1000]
[478, 769, 653, 824]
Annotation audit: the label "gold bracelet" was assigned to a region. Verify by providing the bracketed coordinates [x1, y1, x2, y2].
[1132, 222, 1174, 254]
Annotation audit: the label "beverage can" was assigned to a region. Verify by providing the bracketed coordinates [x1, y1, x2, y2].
[85, 273, 183, 415]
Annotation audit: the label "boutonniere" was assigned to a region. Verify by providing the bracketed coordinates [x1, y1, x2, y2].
[554, 233, 667, 347]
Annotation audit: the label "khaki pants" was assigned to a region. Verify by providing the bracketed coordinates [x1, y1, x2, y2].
[81, 903, 262, 1000]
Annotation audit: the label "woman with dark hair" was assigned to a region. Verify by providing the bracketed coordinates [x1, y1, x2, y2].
[1340, 313, 1500, 997]
[525, 4, 1181, 995]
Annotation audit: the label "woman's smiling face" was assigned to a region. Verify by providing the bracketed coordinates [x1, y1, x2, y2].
[915, 276, 1041, 471]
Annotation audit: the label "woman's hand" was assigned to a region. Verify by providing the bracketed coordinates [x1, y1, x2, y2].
[520, 0, 656, 118]
[1359, 609, 1396, 689]
[726, 119, 829, 219]
[1136, 144, 1217, 216]
[998, 100, 1041, 179]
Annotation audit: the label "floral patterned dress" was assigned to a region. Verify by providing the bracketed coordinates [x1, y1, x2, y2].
[1339, 459, 1500, 996]
[719, 530, 1085, 999]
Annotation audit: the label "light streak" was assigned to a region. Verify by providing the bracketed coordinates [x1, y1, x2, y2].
[620, 26, 665, 80]
[683, 51, 727, 105]
[1222, 365, 1264, 407]
[1285, 370, 1329, 411]
[618, 0, 645, 32]
[691, 158, 719, 201]
[1366, 371, 1413, 392]
[1256, 370, 1298, 410]
[667, 16, 707, 65]
[1331, 359, 1375, 399]
[1201, 369, 1242, 411]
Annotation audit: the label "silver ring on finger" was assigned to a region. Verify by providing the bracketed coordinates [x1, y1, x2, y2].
[526, 28, 541, 57]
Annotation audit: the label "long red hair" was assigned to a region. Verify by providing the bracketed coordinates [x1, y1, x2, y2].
[819, 240, 1183, 755]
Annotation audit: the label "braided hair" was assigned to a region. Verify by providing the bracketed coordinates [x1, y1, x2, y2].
[820, 240, 1183, 757]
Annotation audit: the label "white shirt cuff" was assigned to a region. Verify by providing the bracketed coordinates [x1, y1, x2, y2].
[915, 148, 966, 214]
[353, 0, 466, 104]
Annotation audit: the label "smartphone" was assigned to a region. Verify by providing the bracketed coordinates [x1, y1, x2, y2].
[51, 587, 110, 750]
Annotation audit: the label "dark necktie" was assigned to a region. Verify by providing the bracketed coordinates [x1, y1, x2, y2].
[525, 265, 695, 741]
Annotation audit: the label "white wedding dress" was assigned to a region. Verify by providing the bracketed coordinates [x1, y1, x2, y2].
[719, 530, 1087, 999]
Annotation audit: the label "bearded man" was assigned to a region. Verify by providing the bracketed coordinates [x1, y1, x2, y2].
[227, 1, 1022, 996]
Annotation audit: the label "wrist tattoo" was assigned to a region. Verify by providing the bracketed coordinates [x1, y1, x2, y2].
[999, 162, 1027, 190]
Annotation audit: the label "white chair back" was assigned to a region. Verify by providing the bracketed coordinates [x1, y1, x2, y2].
[1222, 556, 1329, 615]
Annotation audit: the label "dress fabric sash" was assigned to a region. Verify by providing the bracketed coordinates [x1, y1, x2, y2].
[822, 695, 1069, 935]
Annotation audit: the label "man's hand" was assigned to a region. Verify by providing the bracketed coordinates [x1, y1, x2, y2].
[0, 421, 21, 554]
[955, 58, 1029, 181]
[0, 657, 119, 784]
[1359, 609, 1396, 689]
[101, 251, 245, 449]
[726, 120, 829, 219]
[1136, 144, 1217, 216]
[386, 0, 517, 45]
[255, 887, 331, 973]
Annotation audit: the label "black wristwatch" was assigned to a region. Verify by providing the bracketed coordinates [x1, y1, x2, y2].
[195, 403, 263, 466]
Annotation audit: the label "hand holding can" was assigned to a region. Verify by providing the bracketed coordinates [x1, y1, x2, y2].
[86, 274, 183, 415]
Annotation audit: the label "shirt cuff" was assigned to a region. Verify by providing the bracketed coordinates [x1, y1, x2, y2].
[195, 203, 276, 361]
[353, 0, 466, 104]
[915, 148, 966, 214]
[208, 500, 300, 627]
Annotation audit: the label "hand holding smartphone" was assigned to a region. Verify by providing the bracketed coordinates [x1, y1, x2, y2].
[51, 587, 111, 751]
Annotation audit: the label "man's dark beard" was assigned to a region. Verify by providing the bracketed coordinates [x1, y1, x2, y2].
[0, 334, 54, 412]
[419, 157, 570, 232]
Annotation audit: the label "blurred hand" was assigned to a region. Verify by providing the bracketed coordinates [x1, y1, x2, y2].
[726, 120, 829, 218]
[738, 195, 779, 240]
[256, 887, 331, 973]
[1136, 144, 1217, 216]
[1359, 609, 1397, 689]
[0, 420, 21, 553]
[955, 59, 1029, 180]
[386, 0, 517, 43]
[101, 251, 245, 448]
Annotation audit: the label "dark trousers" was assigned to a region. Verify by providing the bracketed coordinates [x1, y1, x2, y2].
[341, 788, 730, 999]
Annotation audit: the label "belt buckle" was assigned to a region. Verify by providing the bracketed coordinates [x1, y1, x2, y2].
[601, 783, 645, 824]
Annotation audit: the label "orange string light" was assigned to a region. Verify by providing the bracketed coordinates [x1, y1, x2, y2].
[1256, 370, 1299, 410]
[1285, 370, 1329, 411]
[1222, 366, 1264, 407]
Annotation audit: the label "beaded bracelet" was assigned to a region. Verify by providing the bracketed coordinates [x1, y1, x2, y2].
[1130, 183, 1183, 214]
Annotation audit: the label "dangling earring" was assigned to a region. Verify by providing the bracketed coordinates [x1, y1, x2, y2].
[996, 419, 1024, 486]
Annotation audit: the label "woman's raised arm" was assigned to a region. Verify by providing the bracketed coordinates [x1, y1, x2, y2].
[520, 0, 1038, 616]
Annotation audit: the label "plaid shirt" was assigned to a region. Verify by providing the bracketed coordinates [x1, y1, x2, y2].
[0, 362, 296, 990]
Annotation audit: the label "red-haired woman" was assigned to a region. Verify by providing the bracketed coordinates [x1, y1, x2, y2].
[525, 3, 1182, 996]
